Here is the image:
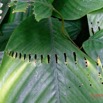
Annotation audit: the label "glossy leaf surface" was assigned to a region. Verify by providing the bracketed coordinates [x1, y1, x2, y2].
[0, 16, 103, 103]
[83, 30, 103, 65]
[53, 0, 103, 20]
[87, 9, 103, 36]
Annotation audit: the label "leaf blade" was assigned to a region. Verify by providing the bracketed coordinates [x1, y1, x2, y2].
[0, 16, 103, 103]
[53, 0, 103, 20]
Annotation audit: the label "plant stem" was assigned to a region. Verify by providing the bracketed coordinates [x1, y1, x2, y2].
[53, 7, 79, 48]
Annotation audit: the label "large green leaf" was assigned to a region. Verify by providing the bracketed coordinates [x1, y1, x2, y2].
[53, 0, 103, 20]
[0, 5, 32, 51]
[0, 16, 103, 103]
[87, 9, 103, 36]
[0, 23, 19, 51]
[32, 0, 54, 21]
[64, 20, 82, 40]
[83, 30, 103, 66]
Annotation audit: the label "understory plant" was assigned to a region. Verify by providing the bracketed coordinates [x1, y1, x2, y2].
[1, 0, 103, 103]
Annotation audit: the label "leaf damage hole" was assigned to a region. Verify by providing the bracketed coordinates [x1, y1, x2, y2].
[99, 72, 101, 74]
[96, 56, 101, 66]
[19, 53, 22, 59]
[90, 22, 95, 34]
[84, 57, 88, 67]
[96, 62, 99, 66]
[15, 52, 18, 58]
[97, 21, 101, 31]
[101, 82, 103, 84]
[91, 22, 93, 25]
[90, 84, 92, 86]
[79, 84, 83, 88]
[47, 55, 50, 63]
[9, 51, 12, 56]
[98, 72, 101, 76]
[24, 54, 26, 60]
[91, 28, 94, 35]
[11, 51, 14, 57]
[97, 21, 99, 24]
[73, 52, 77, 64]
[29, 54, 31, 62]
[34, 54, 37, 60]
[64, 53, 67, 63]
[41, 55, 43, 63]
[55, 54, 58, 63]
[98, 26, 101, 31]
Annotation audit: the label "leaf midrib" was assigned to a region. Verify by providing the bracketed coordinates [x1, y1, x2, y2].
[48, 18, 61, 103]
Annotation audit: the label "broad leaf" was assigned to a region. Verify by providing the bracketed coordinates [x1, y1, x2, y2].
[64, 20, 82, 40]
[0, 16, 103, 103]
[0, 23, 19, 51]
[83, 30, 103, 66]
[87, 9, 103, 36]
[53, 0, 103, 20]
[12, 1, 29, 13]
[33, 0, 54, 21]
[0, 5, 32, 51]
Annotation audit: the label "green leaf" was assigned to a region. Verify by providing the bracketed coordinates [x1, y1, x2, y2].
[0, 16, 103, 103]
[33, 0, 54, 21]
[64, 20, 82, 40]
[12, 1, 29, 13]
[53, 0, 103, 20]
[9, 0, 54, 21]
[87, 8, 103, 36]
[83, 30, 103, 65]
[0, 5, 32, 51]
[8, 0, 17, 7]
[0, 23, 19, 51]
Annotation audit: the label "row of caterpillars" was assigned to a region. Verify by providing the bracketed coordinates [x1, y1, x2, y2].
[7, 50, 89, 66]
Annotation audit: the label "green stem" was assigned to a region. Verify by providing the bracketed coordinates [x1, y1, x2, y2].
[53, 7, 79, 48]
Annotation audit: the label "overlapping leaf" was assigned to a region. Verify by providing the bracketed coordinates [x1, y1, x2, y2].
[9, 0, 54, 21]
[0, 23, 19, 51]
[83, 30, 103, 67]
[87, 9, 103, 36]
[64, 20, 82, 40]
[0, 5, 32, 51]
[33, 0, 54, 21]
[53, 0, 103, 20]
